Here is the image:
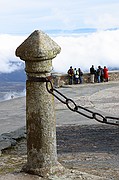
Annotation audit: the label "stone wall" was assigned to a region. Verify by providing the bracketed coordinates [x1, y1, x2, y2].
[51, 71, 119, 87]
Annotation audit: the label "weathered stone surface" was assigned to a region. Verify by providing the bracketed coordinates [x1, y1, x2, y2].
[15, 30, 61, 61]
[23, 81, 60, 176]
[0, 170, 108, 180]
[0, 127, 26, 151]
[16, 30, 63, 177]
[0, 137, 12, 151]
[16, 30, 61, 74]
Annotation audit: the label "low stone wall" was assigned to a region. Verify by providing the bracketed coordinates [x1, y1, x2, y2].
[108, 71, 119, 81]
[51, 71, 119, 87]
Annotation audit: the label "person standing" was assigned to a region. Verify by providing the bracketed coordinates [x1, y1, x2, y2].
[96, 66, 102, 83]
[100, 66, 104, 82]
[103, 66, 109, 82]
[67, 66, 74, 85]
[73, 68, 77, 84]
[75, 69, 79, 84]
[78, 68, 83, 84]
[90, 65, 96, 83]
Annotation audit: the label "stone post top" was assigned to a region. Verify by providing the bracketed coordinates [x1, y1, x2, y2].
[15, 30, 61, 61]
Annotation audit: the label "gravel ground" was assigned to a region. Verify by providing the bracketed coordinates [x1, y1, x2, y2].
[0, 124, 118, 179]
[57, 124, 119, 179]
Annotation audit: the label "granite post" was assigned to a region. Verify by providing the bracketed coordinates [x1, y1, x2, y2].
[15, 30, 63, 177]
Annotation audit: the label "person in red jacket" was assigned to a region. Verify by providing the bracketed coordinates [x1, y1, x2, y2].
[103, 66, 109, 82]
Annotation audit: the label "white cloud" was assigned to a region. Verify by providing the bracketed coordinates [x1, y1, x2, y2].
[0, 34, 26, 73]
[0, 29, 119, 74]
[52, 30, 119, 73]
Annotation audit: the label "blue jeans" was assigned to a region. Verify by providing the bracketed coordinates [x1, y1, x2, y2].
[97, 76, 100, 83]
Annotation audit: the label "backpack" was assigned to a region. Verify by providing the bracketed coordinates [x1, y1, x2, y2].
[68, 69, 74, 76]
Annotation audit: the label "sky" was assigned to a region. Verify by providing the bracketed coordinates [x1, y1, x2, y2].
[1, 0, 119, 34]
[0, 0, 119, 73]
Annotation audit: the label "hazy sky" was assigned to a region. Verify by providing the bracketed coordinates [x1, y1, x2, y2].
[0, 0, 119, 34]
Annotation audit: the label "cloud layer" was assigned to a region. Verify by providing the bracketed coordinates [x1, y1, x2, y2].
[0, 29, 119, 74]
[53, 29, 119, 73]
[0, 34, 25, 73]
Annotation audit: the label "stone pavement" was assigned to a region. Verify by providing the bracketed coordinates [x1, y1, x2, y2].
[0, 81, 119, 179]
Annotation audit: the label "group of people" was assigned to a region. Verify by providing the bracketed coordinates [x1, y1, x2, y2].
[67, 65, 109, 85]
[67, 66, 83, 85]
[90, 65, 109, 83]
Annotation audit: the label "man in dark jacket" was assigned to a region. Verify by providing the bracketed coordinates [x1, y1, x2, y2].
[67, 66, 74, 85]
[90, 65, 96, 83]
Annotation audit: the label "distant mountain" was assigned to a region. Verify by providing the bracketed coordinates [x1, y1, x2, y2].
[45, 28, 97, 35]
[0, 69, 26, 82]
[45, 28, 119, 36]
[108, 67, 119, 71]
[105, 27, 119, 31]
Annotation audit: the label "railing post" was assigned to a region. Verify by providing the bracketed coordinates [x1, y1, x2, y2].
[15, 30, 63, 177]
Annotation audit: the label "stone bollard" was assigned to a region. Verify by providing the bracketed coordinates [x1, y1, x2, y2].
[15, 30, 64, 177]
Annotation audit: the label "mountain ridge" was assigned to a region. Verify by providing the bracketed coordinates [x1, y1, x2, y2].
[0, 69, 26, 82]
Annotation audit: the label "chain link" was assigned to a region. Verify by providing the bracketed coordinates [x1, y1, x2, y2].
[46, 78, 119, 126]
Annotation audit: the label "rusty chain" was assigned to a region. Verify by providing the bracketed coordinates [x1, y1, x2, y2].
[42, 77, 119, 126]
